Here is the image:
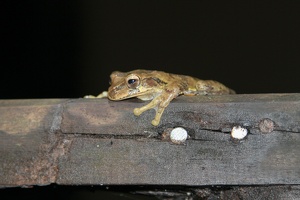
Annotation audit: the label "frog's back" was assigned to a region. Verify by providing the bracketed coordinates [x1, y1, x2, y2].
[130, 69, 235, 95]
[172, 73, 235, 95]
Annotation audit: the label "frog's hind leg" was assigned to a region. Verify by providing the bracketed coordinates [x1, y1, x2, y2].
[84, 91, 108, 98]
[196, 80, 235, 95]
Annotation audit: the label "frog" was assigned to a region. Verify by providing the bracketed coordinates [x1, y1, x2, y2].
[85, 69, 235, 126]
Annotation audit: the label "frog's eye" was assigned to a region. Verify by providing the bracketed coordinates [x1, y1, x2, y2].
[128, 79, 136, 84]
[126, 74, 140, 89]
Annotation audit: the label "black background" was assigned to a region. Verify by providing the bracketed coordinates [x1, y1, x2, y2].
[2, 0, 300, 99]
[1, 1, 300, 198]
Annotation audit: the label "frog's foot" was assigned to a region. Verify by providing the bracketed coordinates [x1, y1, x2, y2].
[84, 95, 96, 98]
[84, 91, 108, 98]
[151, 119, 160, 126]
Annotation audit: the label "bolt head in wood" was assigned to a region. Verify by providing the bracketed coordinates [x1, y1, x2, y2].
[259, 118, 275, 133]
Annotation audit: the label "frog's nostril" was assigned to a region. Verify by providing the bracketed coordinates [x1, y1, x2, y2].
[107, 91, 116, 100]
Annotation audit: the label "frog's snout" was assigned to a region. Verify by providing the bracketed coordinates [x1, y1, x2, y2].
[107, 87, 117, 100]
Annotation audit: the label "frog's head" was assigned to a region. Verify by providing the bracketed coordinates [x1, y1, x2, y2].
[108, 70, 162, 101]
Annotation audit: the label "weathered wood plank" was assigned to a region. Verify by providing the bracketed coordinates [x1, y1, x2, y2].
[0, 99, 67, 186]
[56, 133, 300, 185]
[61, 93, 300, 135]
[0, 94, 300, 188]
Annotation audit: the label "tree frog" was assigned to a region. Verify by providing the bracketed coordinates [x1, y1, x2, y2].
[86, 69, 235, 126]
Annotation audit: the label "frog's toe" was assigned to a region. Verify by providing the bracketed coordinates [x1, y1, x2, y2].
[151, 119, 160, 126]
[133, 108, 142, 116]
[84, 95, 96, 98]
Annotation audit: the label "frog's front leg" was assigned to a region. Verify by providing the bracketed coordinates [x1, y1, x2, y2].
[133, 96, 165, 126]
[134, 87, 180, 126]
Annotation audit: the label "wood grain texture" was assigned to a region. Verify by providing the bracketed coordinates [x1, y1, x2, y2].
[0, 94, 299, 188]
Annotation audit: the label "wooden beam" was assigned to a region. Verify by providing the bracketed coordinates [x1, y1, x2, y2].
[0, 94, 299, 187]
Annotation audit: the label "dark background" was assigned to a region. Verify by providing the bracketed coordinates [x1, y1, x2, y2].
[2, 0, 300, 99]
[1, 1, 300, 198]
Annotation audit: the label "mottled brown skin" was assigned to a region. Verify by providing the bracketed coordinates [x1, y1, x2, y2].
[106, 69, 235, 126]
